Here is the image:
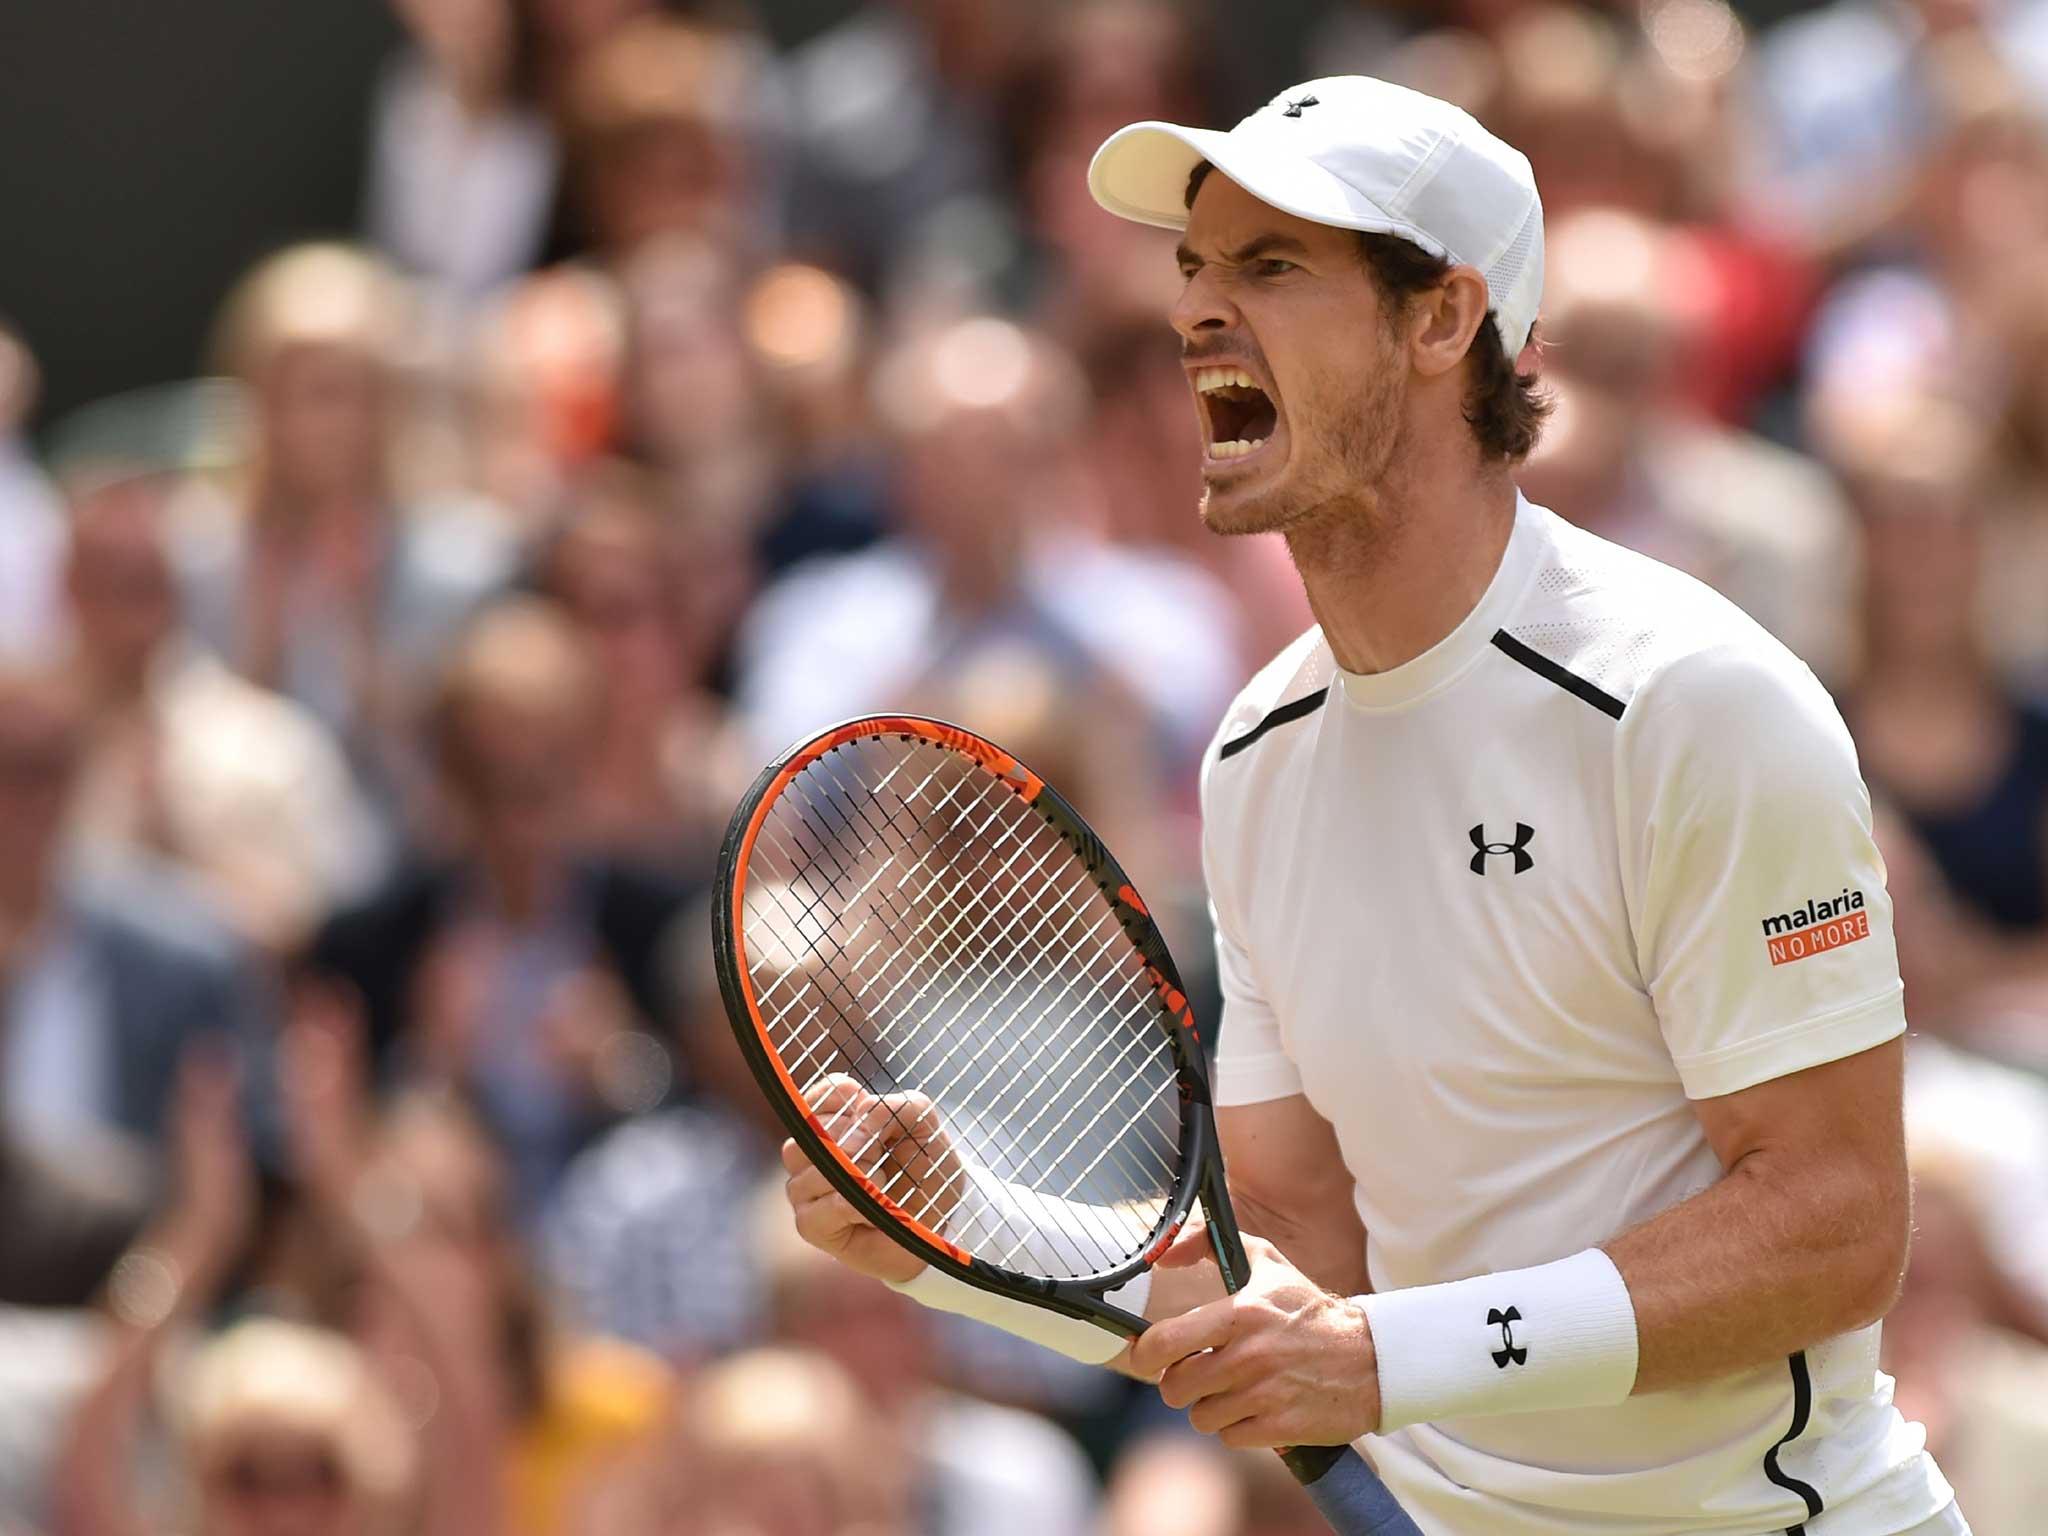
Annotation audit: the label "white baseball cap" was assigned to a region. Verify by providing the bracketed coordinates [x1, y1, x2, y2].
[1088, 76, 1545, 356]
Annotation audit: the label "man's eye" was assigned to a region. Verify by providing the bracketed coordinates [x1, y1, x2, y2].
[1256, 259, 1298, 277]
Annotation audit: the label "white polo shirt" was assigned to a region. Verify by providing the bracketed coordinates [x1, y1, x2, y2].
[1203, 494, 1953, 1535]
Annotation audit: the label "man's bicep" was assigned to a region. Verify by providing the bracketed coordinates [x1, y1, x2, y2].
[1689, 1035, 1906, 1178]
[1218, 1095, 1368, 1294]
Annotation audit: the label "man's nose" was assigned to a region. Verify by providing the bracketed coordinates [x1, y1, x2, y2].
[1171, 268, 1238, 342]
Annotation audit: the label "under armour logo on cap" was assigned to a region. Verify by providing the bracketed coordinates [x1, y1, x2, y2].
[1282, 95, 1320, 118]
[1488, 1306, 1526, 1368]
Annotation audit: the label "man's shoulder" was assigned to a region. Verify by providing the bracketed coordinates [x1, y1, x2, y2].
[1503, 507, 1818, 726]
[1201, 625, 1333, 779]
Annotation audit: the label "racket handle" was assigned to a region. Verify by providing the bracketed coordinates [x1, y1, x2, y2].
[1280, 1445, 1426, 1536]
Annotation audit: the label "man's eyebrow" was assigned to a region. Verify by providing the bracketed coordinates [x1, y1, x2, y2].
[1176, 233, 1312, 271]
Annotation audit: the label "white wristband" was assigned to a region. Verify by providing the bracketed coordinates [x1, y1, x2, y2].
[888, 1265, 1152, 1365]
[1360, 1248, 1638, 1432]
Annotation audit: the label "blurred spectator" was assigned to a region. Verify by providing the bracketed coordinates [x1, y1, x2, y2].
[467, 266, 627, 539]
[1827, 397, 2048, 941]
[743, 260, 894, 577]
[0, 1305, 108, 1535]
[1102, 1435, 1244, 1536]
[1101, 1434, 1329, 1536]
[280, 997, 674, 1536]
[537, 462, 743, 866]
[734, 317, 1241, 776]
[0, 322, 65, 664]
[1984, 270, 2048, 683]
[1885, 1116, 2048, 1533]
[545, 898, 772, 1362]
[178, 243, 517, 813]
[61, 464, 386, 954]
[782, 0, 1033, 295]
[614, 237, 782, 583]
[757, 1188, 1103, 1536]
[1520, 206, 1858, 680]
[1747, 0, 2048, 259]
[47, 1050, 439, 1536]
[367, 0, 562, 308]
[305, 598, 691, 1218]
[1489, 5, 1681, 217]
[61, 1317, 424, 1536]
[0, 665, 260, 1160]
[522, 0, 667, 109]
[0, 1132, 149, 1309]
[1003, 1, 1221, 333]
[1902, 45, 2048, 340]
[558, 17, 769, 263]
[600, 1346, 914, 1536]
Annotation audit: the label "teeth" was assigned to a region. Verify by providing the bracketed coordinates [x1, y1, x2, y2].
[1209, 437, 1268, 459]
[1196, 367, 1260, 394]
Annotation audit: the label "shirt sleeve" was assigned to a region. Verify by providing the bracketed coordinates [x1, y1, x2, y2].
[1200, 746, 1303, 1107]
[1618, 642, 1907, 1100]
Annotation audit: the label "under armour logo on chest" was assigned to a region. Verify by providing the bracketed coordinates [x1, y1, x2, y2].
[1469, 823, 1535, 875]
[1488, 1306, 1527, 1368]
[1282, 95, 1320, 117]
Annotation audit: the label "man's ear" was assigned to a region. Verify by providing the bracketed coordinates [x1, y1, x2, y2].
[1409, 268, 1491, 380]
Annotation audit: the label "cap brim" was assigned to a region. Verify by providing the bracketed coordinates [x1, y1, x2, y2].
[1086, 121, 1453, 267]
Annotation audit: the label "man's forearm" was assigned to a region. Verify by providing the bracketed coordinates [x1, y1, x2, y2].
[1605, 1146, 1908, 1394]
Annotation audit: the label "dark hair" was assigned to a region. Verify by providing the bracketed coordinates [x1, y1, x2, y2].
[1184, 161, 1550, 462]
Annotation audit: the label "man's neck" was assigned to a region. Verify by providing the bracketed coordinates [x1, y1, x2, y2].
[1284, 463, 1518, 677]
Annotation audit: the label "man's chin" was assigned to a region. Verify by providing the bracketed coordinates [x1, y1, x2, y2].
[1199, 470, 1301, 537]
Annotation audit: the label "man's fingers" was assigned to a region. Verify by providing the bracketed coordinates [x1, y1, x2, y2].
[1129, 1291, 1237, 1379]
[1155, 1341, 1245, 1410]
[1188, 1387, 1262, 1440]
[1215, 1414, 1287, 1451]
[801, 1073, 875, 1116]
[784, 1162, 836, 1207]
[1154, 1222, 1216, 1270]
[788, 1183, 867, 1249]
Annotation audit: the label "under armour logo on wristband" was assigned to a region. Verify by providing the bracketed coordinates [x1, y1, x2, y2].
[1488, 1307, 1526, 1368]
[1469, 823, 1535, 875]
[1282, 95, 1320, 117]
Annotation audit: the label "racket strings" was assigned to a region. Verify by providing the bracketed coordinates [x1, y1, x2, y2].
[788, 755, 1173, 1269]
[740, 735, 1183, 1279]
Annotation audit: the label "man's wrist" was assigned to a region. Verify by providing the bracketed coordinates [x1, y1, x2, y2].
[1359, 1247, 1638, 1432]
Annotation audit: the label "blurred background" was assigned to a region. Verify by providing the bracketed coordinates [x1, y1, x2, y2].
[2, 1, 2047, 1533]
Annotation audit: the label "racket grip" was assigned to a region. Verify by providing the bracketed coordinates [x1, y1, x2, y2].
[1280, 1445, 1426, 1536]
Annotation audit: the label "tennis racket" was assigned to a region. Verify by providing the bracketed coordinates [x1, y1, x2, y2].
[712, 714, 1421, 1536]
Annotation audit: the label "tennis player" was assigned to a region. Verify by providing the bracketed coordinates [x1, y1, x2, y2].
[783, 77, 1963, 1535]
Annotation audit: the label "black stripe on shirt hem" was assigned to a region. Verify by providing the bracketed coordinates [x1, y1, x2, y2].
[1764, 1351, 1825, 1534]
[1217, 687, 1330, 760]
[1490, 630, 1627, 720]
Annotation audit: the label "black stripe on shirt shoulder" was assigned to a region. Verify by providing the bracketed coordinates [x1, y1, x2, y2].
[1490, 630, 1627, 721]
[1764, 1351, 1825, 1534]
[1217, 686, 1330, 761]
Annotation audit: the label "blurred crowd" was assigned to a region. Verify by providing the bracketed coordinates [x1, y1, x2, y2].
[3, 0, 2048, 1532]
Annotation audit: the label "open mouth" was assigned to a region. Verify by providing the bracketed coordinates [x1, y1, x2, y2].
[1193, 366, 1279, 461]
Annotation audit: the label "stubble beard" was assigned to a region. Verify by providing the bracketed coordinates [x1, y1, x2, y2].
[1198, 348, 1409, 546]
